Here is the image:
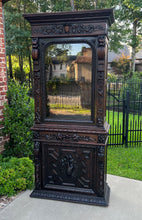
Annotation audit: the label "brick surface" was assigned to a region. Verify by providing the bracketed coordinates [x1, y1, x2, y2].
[0, 0, 8, 152]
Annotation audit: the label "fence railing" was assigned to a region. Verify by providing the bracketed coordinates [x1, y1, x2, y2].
[106, 81, 142, 147]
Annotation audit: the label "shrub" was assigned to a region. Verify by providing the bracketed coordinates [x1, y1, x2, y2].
[120, 73, 142, 112]
[107, 72, 118, 82]
[0, 81, 34, 158]
[0, 157, 34, 197]
[111, 53, 131, 76]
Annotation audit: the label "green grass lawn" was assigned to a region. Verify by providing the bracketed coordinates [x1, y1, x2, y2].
[107, 146, 142, 181]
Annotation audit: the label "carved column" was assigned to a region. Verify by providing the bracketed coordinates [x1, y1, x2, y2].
[32, 39, 42, 189]
[97, 145, 105, 196]
[32, 38, 41, 123]
[33, 131, 41, 189]
[96, 35, 106, 127]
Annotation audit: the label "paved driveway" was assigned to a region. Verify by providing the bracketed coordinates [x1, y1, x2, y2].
[0, 175, 142, 220]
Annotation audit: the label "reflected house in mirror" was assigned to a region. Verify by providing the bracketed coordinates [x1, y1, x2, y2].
[73, 47, 92, 82]
[24, 9, 114, 206]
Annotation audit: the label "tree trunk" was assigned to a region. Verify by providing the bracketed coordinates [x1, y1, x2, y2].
[19, 54, 25, 84]
[29, 53, 34, 96]
[131, 20, 137, 75]
[94, 0, 97, 9]
[70, 0, 75, 11]
[8, 54, 13, 79]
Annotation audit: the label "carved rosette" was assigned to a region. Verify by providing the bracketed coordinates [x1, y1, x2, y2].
[32, 38, 41, 123]
[96, 36, 106, 127]
[34, 141, 41, 189]
[97, 135, 106, 144]
[97, 146, 105, 197]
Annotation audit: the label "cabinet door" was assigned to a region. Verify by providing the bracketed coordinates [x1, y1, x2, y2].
[42, 143, 97, 195]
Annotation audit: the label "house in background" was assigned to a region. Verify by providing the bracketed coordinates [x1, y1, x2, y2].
[108, 45, 142, 72]
[0, 0, 9, 152]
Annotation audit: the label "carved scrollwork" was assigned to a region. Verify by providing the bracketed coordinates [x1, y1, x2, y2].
[96, 117, 104, 127]
[96, 36, 106, 127]
[97, 146, 105, 196]
[43, 133, 96, 142]
[32, 23, 105, 36]
[97, 145, 105, 157]
[33, 131, 40, 139]
[35, 108, 41, 123]
[30, 189, 109, 206]
[34, 141, 41, 189]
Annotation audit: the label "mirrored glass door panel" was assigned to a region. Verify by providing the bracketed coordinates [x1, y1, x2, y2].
[45, 43, 92, 121]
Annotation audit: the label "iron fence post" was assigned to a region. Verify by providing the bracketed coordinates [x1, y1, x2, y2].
[122, 98, 126, 145]
[125, 90, 130, 147]
[140, 83, 142, 115]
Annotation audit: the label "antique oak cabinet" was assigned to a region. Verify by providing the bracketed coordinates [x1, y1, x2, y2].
[24, 9, 114, 206]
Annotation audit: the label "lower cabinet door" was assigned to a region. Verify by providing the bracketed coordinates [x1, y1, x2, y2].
[42, 143, 97, 195]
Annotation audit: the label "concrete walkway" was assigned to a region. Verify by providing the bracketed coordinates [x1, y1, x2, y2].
[0, 175, 142, 220]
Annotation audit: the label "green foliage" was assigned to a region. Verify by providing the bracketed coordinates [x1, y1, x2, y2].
[107, 146, 142, 181]
[0, 157, 34, 197]
[111, 53, 131, 75]
[50, 0, 71, 11]
[107, 73, 118, 83]
[74, 0, 94, 10]
[121, 74, 142, 111]
[0, 81, 34, 158]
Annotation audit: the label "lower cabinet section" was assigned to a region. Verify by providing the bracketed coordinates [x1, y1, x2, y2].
[32, 141, 110, 206]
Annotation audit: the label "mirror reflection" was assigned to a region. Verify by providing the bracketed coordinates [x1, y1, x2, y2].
[45, 43, 92, 121]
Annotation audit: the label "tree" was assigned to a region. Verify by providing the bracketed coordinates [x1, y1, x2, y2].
[4, 0, 38, 84]
[117, 0, 142, 74]
[104, 0, 142, 75]
[70, 0, 75, 11]
[111, 53, 131, 76]
[4, 0, 142, 81]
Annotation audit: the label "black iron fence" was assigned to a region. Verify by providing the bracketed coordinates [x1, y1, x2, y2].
[106, 81, 142, 147]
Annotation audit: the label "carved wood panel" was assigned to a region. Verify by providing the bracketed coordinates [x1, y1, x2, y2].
[31, 23, 106, 37]
[96, 35, 106, 127]
[42, 144, 94, 191]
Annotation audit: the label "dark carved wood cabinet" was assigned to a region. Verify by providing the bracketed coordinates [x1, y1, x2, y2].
[24, 9, 114, 206]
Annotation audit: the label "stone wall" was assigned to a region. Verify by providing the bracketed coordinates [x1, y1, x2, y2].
[0, 0, 8, 153]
